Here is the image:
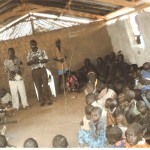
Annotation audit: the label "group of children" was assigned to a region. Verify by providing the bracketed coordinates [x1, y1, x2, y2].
[0, 51, 150, 148]
[77, 52, 150, 148]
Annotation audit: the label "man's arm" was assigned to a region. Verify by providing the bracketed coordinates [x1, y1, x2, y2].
[27, 59, 49, 66]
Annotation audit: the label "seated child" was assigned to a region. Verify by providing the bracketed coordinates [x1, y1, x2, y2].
[23, 138, 38, 148]
[105, 98, 117, 126]
[135, 101, 150, 137]
[65, 70, 79, 93]
[80, 105, 94, 132]
[0, 88, 12, 109]
[117, 85, 130, 112]
[114, 108, 128, 138]
[52, 134, 68, 148]
[125, 123, 150, 148]
[78, 107, 107, 148]
[106, 125, 126, 148]
[124, 90, 140, 124]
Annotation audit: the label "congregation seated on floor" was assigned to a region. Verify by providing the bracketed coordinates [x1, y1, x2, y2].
[0, 51, 150, 148]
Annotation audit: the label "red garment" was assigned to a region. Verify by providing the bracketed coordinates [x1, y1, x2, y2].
[66, 75, 79, 92]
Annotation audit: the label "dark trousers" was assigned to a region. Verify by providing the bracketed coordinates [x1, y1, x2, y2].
[32, 67, 51, 104]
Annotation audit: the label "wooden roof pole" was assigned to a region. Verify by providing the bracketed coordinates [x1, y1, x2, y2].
[96, 0, 136, 7]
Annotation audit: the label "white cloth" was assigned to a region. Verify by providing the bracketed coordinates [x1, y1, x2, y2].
[1, 93, 12, 104]
[34, 68, 56, 100]
[9, 80, 28, 109]
[97, 88, 116, 108]
[46, 69, 56, 97]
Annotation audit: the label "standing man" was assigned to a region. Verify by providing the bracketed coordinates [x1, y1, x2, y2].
[27, 40, 53, 106]
[4, 48, 29, 110]
[53, 38, 68, 93]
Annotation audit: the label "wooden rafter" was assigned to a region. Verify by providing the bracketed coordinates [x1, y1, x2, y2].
[96, 0, 136, 7]
[0, 0, 12, 8]
[106, 3, 150, 20]
[0, 3, 106, 23]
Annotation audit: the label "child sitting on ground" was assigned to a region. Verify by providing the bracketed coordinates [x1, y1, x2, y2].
[105, 98, 118, 126]
[115, 84, 130, 112]
[135, 101, 150, 138]
[80, 105, 94, 132]
[106, 125, 126, 148]
[79, 105, 94, 148]
[65, 70, 79, 93]
[114, 108, 128, 138]
[52, 134, 68, 148]
[125, 123, 150, 148]
[78, 107, 107, 148]
[124, 90, 140, 124]
[23, 138, 38, 148]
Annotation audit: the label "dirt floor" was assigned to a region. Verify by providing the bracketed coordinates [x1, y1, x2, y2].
[2, 92, 86, 148]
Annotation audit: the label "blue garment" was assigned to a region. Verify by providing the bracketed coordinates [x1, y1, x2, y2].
[112, 140, 126, 148]
[141, 70, 150, 79]
[78, 120, 107, 148]
[58, 69, 68, 75]
[141, 70, 150, 92]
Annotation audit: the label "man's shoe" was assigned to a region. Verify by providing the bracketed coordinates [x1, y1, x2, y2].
[24, 106, 30, 110]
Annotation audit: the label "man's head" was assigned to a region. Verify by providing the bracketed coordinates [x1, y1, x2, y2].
[8, 48, 15, 59]
[106, 125, 123, 145]
[125, 123, 143, 146]
[0, 135, 7, 148]
[23, 138, 38, 148]
[30, 40, 38, 52]
[52, 134, 68, 148]
[55, 38, 61, 49]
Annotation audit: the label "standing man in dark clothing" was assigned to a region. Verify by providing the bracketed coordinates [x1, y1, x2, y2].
[27, 40, 52, 106]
